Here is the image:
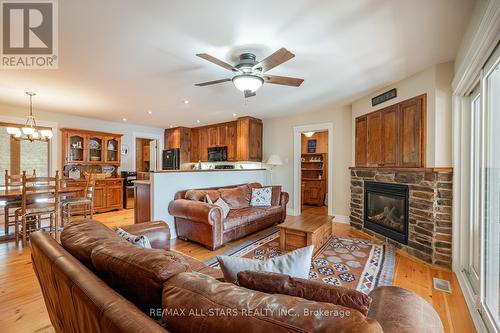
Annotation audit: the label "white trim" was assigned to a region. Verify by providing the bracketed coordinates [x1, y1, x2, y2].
[0, 115, 58, 175]
[132, 131, 164, 171]
[456, 270, 490, 333]
[293, 123, 334, 216]
[332, 214, 350, 224]
[452, 0, 500, 95]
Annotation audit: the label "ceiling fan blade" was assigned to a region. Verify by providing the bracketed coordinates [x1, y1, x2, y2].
[194, 78, 232, 87]
[253, 48, 295, 72]
[244, 90, 256, 98]
[265, 75, 304, 87]
[196, 53, 239, 72]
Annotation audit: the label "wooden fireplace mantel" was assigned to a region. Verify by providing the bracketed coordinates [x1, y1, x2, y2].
[349, 166, 453, 173]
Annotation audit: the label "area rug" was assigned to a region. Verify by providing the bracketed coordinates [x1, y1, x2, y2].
[205, 228, 396, 295]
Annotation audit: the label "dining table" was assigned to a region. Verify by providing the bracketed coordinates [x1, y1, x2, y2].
[1, 186, 86, 238]
[0, 186, 85, 201]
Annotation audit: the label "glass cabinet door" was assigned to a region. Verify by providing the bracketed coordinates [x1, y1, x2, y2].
[68, 133, 85, 162]
[87, 136, 103, 163]
[105, 137, 119, 163]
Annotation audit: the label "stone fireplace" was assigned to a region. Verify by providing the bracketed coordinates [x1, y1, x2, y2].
[350, 168, 453, 267]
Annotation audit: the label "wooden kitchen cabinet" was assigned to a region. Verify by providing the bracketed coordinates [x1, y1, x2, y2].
[354, 94, 426, 168]
[226, 122, 237, 161]
[164, 127, 191, 164]
[189, 128, 200, 162]
[237, 116, 263, 162]
[174, 117, 262, 163]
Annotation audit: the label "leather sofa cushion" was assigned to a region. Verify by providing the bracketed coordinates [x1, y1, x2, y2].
[224, 206, 282, 230]
[61, 219, 125, 267]
[162, 272, 384, 333]
[218, 184, 251, 209]
[91, 242, 191, 316]
[177, 252, 224, 280]
[185, 189, 220, 202]
[237, 270, 372, 316]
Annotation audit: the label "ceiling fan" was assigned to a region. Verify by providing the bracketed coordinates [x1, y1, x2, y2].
[194, 48, 304, 98]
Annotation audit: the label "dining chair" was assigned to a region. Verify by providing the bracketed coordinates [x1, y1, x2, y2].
[60, 176, 95, 227]
[14, 171, 59, 245]
[4, 169, 36, 235]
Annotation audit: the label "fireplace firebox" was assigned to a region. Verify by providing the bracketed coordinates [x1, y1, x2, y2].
[364, 181, 409, 244]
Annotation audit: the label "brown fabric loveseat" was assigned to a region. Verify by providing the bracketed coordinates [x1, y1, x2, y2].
[168, 183, 288, 250]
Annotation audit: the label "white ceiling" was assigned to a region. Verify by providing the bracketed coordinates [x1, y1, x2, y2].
[0, 0, 474, 128]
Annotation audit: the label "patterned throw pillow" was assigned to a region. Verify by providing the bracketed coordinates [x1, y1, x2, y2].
[214, 197, 230, 218]
[205, 194, 213, 204]
[116, 228, 152, 249]
[250, 187, 272, 207]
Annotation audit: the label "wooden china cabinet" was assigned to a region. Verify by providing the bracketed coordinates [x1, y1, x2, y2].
[60, 128, 123, 213]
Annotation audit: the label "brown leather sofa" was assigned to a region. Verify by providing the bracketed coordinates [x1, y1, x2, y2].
[169, 183, 288, 250]
[31, 220, 444, 333]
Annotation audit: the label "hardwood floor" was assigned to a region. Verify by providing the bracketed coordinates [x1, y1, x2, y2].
[301, 205, 329, 216]
[0, 209, 475, 333]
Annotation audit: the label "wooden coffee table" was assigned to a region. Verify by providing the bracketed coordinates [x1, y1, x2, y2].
[277, 218, 332, 254]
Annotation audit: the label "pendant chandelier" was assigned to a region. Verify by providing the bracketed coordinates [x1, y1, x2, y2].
[6, 92, 53, 142]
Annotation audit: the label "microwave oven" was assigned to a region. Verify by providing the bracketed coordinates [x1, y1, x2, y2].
[208, 146, 228, 162]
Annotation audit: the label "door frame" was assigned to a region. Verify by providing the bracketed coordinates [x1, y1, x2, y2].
[132, 132, 164, 171]
[292, 123, 334, 217]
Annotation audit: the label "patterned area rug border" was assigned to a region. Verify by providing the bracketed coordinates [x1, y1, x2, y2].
[204, 229, 395, 294]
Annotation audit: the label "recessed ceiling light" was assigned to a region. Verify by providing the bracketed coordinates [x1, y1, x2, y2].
[169, 125, 173, 128]
[232, 113, 237, 117]
[147, 110, 152, 115]
[196, 120, 200, 124]
[183, 100, 189, 104]
[122, 118, 127, 122]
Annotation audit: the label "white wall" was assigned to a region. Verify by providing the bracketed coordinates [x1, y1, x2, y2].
[151, 170, 268, 238]
[0, 103, 164, 172]
[351, 61, 454, 167]
[262, 106, 352, 217]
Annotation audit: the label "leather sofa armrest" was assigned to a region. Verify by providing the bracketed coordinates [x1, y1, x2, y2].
[367, 286, 444, 333]
[119, 221, 171, 250]
[168, 199, 223, 226]
[280, 192, 289, 206]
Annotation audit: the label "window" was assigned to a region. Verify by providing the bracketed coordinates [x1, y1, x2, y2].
[483, 56, 499, 329]
[466, 45, 500, 332]
[0, 123, 50, 185]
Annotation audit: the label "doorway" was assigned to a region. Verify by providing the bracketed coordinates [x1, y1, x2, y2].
[301, 130, 329, 216]
[135, 138, 155, 173]
[293, 123, 334, 217]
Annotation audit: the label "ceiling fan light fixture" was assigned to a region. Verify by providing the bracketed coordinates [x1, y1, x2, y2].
[232, 75, 264, 92]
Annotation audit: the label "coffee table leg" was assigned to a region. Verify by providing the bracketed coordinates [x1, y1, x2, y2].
[279, 228, 286, 250]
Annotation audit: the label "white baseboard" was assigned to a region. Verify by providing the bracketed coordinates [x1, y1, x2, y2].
[332, 214, 350, 224]
[456, 270, 489, 332]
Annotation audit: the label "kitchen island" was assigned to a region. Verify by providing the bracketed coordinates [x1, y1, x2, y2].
[149, 169, 268, 238]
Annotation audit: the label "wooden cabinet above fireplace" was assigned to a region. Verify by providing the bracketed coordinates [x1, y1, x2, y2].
[355, 94, 426, 168]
